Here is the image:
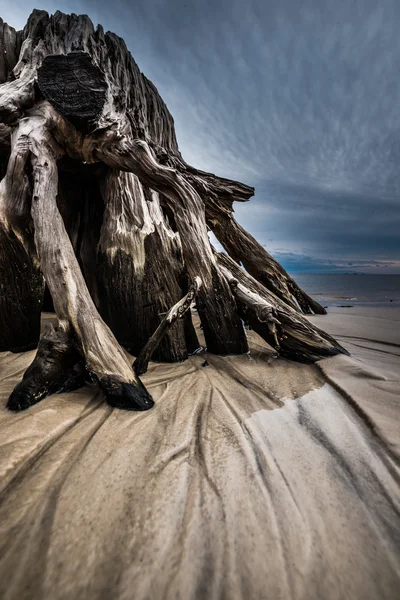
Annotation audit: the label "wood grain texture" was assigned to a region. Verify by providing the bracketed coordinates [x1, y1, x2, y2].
[0, 17, 22, 84]
[0, 222, 44, 352]
[100, 139, 249, 355]
[97, 169, 189, 362]
[0, 115, 44, 352]
[210, 213, 327, 314]
[37, 52, 107, 128]
[24, 105, 153, 411]
[7, 325, 85, 411]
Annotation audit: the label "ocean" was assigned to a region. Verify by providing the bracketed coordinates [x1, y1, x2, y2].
[293, 274, 400, 308]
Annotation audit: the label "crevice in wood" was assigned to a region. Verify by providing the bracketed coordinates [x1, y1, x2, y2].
[100, 139, 249, 356]
[96, 169, 189, 362]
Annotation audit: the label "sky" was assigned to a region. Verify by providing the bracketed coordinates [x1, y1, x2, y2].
[1, 0, 400, 273]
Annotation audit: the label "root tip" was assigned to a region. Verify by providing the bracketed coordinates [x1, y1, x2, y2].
[102, 377, 154, 411]
[7, 386, 46, 412]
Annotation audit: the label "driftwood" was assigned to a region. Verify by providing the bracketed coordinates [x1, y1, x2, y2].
[0, 10, 347, 411]
[134, 277, 202, 376]
[217, 252, 348, 362]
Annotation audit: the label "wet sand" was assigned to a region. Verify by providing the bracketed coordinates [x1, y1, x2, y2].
[0, 307, 399, 599]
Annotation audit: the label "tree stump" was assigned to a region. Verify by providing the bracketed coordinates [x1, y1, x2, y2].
[0, 9, 345, 411]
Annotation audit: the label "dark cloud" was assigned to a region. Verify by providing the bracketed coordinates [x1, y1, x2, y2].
[3, 0, 400, 271]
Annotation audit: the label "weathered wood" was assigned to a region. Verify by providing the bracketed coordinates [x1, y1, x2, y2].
[24, 104, 153, 411]
[100, 139, 249, 356]
[37, 52, 108, 129]
[0, 223, 44, 351]
[229, 279, 281, 347]
[97, 169, 189, 361]
[0, 117, 44, 352]
[0, 17, 22, 84]
[217, 252, 348, 362]
[53, 157, 106, 314]
[7, 325, 85, 411]
[180, 274, 202, 354]
[0, 125, 10, 172]
[134, 277, 202, 375]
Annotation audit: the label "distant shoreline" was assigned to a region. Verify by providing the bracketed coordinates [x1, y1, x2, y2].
[292, 273, 400, 308]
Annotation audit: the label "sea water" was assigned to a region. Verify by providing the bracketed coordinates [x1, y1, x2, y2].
[293, 274, 400, 308]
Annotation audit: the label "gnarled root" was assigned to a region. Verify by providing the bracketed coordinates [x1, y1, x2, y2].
[217, 252, 349, 362]
[230, 279, 281, 348]
[100, 139, 248, 356]
[96, 169, 189, 362]
[134, 277, 202, 375]
[7, 105, 154, 411]
[0, 15, 348, 417]
[210, 214, 326, 315]
[96, 375, 154, 411]
[7, 325, 85, 412]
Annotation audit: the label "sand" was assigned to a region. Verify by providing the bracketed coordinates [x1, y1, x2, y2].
[0, 307, 399, 600]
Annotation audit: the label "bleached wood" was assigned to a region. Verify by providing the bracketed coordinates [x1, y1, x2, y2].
[97, 168, 192, 361]
[217, 252, 348, 362]
[9, 105, 153, 410]
[134, 277, 202, 375]
[100, 138, 248, 355]
[210, 214, 327, 314]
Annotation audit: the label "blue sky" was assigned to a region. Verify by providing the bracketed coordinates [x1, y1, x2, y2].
[2, 0, 400, 273]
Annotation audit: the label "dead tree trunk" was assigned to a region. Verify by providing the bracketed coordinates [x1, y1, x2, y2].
[0, 121, 44, 351]
[0, 10, 348, 412]
[96, 169, 194, 362]
[0, 222, 44, 351]
[99, 139, 249, 356]
[10, 105, 153, 411]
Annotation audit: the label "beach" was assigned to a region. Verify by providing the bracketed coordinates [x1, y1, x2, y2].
[0, 305, 399, 600]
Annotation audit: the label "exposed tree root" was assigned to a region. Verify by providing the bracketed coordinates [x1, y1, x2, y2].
[134, 277, 202, 375]
[7, 326, 85, 412]
[217, 252, 349, 362]
[0, 115, 44, 351]
[6, 106, 154, 410]
[97, 169, 189, 362]
[100, 139, 248, 356]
